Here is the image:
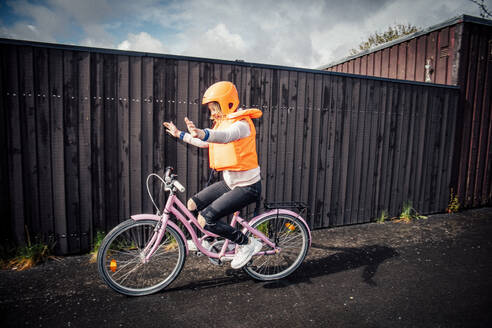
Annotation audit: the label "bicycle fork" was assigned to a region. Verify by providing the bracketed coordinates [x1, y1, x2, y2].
[141, 213, 170, 263]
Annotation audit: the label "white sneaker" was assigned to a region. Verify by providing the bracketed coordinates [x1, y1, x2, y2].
[187, 239, 210, 252]
[230, 237, 263, 269]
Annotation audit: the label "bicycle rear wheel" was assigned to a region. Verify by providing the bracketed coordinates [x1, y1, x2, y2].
[97, 219, 185, 296]
[244, 213, 309, 281]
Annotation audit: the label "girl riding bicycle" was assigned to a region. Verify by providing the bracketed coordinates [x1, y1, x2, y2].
[163, 81, 263, 269]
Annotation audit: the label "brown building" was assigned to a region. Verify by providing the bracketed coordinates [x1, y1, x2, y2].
[320, 15, 492, 208]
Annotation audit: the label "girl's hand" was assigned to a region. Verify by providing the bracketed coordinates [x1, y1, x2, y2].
[184, 117, 205, 139]
[163, 121, 180, 137]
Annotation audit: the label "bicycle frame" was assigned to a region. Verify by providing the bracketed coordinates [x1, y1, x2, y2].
[132, 191, 311, 263]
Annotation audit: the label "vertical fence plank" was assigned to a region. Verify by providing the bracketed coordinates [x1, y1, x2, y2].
[337, 76, 351, 225]
[267, 70, 279, 203]
[317, 75, 332, 227]
[480, 38, 492, 204]
[354, 77, 368, 224]
[129, 56, 142, 214]
[78, 52, 91, 250]
[198, 62, 216, 188]
[103, 54, 118, 230]
[63, 50, 81, 253]
[48, 49, 67, 253]
[374, 81, 387, 216]
[365, 79, 380, 221]
[152, 57, 166, 209]
[468, 33, 489, 206]
[436, 91, 453, 210]
[33, 47, 54, 240]
[164, 59, 177, 177]
[258, 68, 272, 207]
[357, 79, 372, 223]
[403, 88, 418, 204]
[307, 74, 322, 226]
[327, 75, 341, 226]
[380, 82, 394, 216]
[162, 58, 179, 200]
[284, 70, 297, 202]
[187, 61, 200, 197]
[141, 56, 154, 213]
[324, 75, 338, 227]
[0, 46, 11, 242]
[275, 70, 289, 201]
[4, 45, 25, 244]
[117, 56, 130, 222]
[482, 95, 492, 204]
[416, 87, 431, 212]
[293, 72, 306, 203]
[300, 73, 313, 220]
[344, 77, 358, 225]
[391, 84, 406, 213]
[19, 46, 41, 241]
[91, 53, 104, 231]
[176, 60, 189, 201]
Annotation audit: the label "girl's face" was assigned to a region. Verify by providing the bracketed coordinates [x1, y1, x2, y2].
[208, 102, 224, 121]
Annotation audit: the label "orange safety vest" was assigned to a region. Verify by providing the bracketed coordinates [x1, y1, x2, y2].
[208, 109, 262, 171]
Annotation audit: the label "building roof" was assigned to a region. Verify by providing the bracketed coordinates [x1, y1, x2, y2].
[318, 14, 492, 70]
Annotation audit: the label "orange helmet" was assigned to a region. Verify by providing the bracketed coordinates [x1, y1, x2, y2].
[202, 81, 239, 115]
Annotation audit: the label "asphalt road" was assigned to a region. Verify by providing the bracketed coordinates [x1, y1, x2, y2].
[1, 208, 491, 328]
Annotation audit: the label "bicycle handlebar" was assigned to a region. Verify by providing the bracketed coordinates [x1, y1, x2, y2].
[173, 180, 185, 193]
[164, 166, 173, 182]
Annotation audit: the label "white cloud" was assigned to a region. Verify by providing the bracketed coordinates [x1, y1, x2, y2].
[117, 32, 168, 54]
[1, 0, 490, 68]
[181, 23, 247, 61]
[204, 24, 246, 52]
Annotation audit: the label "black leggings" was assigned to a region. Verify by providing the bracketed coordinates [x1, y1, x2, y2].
[191, 180, 261, 245]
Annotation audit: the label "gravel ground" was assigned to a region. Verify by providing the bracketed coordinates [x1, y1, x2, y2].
[1, 207, 491, 327]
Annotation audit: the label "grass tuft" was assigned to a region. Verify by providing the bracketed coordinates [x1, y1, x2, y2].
[376, 210, 388, 224]
[396, 201, 427, 223]
[446, 188, 460, 213]
[1, 226, 55, 271]
[89, 231, 106, 263]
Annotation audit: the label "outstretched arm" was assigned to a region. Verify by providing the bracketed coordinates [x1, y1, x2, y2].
[162, 121, 209, 148]
[184, 117, 250, 143]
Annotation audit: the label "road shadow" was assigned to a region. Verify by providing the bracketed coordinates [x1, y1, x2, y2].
[261, 243, 399, 289]
[165, 243, 398, 292]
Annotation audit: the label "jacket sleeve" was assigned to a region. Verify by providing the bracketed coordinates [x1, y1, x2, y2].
[182, 133, 209, 148]
[206, 120, 250, 144]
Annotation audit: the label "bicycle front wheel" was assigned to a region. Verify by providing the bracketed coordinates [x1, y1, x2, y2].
[97, 219, 185, 296]
[244, 213, 309, 281]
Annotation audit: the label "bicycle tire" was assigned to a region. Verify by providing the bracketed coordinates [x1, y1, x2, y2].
[97, 219, 186, 296]
[243, 213, 309, 281]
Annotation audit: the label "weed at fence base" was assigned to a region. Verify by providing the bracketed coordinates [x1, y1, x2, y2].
[394, 201, 427, 223]
[89, 231, 106, 263]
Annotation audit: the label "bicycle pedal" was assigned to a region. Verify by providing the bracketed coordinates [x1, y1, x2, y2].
[220, 256, 234, 262]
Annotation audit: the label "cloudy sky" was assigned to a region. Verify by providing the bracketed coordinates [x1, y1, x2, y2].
[0, 0, 490, 68]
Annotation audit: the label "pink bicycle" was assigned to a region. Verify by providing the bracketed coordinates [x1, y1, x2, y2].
[97, 167, 311, 296]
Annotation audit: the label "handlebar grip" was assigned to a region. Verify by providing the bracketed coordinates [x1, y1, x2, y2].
[164, 166, 173, 181]
[173, 180, 186, 193]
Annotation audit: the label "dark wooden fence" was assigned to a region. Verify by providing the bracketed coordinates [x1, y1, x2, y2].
[0, 39, 460, 254]
[324, 16, 492, 209]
